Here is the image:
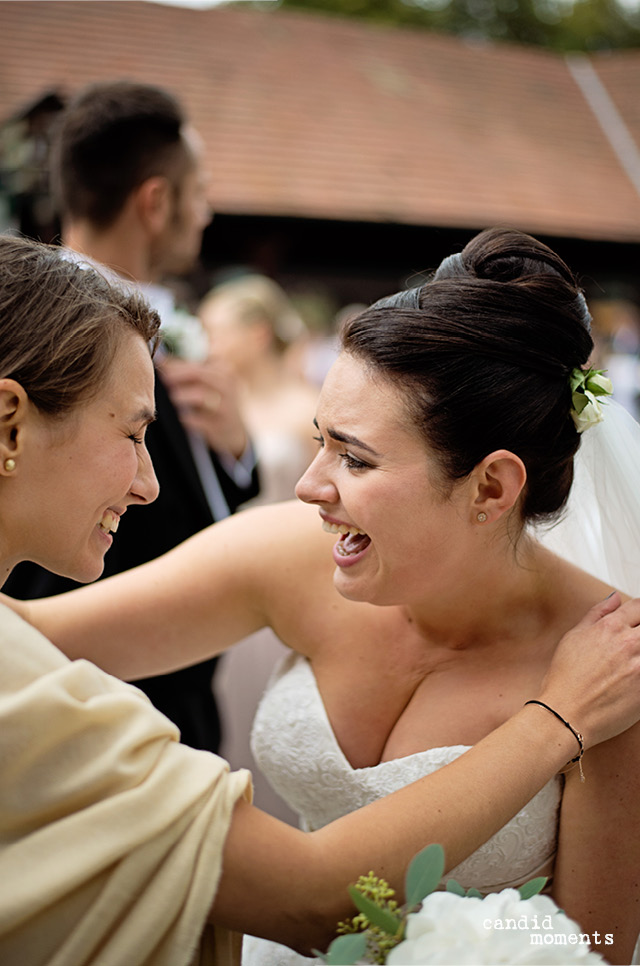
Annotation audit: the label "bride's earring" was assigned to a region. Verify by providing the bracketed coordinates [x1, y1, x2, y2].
[476, 511, 488, 523]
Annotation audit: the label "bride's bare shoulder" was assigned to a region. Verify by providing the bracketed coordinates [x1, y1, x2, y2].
[225, 500, 339, 637]
[205, 499, 335, 581]
[539, 545, 629, 615]
[243, 497, 322, 526]
[232, 498, 330, 545]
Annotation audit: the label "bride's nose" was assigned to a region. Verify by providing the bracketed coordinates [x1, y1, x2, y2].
[295, 453, 339, 506]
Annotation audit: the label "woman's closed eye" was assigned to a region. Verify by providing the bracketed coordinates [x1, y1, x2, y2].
[313, 434, 370, 470]
[313, 432, 372, 471]
[340, 452, 371, 471]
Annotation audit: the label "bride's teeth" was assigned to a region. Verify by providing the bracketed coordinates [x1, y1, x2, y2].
[321, 521, 365, 537]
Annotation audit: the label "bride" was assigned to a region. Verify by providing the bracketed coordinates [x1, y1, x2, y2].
[16, 228, 640, 964]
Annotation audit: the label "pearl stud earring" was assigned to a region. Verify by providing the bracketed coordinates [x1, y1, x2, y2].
[476, 511, 487, 523]
[4, 458, 16, 472]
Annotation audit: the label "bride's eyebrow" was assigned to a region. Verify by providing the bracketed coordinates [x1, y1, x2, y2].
[314, 419, 381, 457]
[328, 428, 381, 457]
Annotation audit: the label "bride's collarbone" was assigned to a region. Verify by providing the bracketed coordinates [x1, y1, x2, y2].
[298, 566, 606, 765]
[312, 638, 549, 769]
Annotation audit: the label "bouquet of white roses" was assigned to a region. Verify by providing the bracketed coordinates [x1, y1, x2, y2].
[320, 845, 606, 966]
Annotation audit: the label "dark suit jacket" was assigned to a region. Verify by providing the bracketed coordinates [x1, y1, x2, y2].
[4, 375, 260, 753]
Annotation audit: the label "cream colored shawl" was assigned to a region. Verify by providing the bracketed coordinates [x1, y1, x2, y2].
[0, 603, 252, 966]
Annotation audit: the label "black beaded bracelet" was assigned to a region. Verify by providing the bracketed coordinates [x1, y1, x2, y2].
[524, 699, 585, 782]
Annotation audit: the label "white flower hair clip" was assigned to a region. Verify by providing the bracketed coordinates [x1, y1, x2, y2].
[569, 367, 614, 433]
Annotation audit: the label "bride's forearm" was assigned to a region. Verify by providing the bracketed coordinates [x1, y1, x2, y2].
[1, 503, 310, 679]
[16, 567, 264, 679]
[1, 515, 272, 679]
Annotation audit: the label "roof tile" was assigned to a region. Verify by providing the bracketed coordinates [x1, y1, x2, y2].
[2, 1, 640, 240]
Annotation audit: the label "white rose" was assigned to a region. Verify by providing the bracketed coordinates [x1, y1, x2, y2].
[587, 373, 614, 395]
[571, 390, 604, 433]
[387, 889, 606, 965]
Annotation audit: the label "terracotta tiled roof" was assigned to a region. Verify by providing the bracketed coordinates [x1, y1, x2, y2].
[2, 0, 640, 241]
[590, 50, 640, 143]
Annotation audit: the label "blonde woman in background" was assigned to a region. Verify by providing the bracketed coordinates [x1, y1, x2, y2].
[199, 274, 319, 822]
[199, 274, 319, 506]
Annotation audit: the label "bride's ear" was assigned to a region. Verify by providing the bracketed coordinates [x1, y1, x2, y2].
[470, 450, 527, 524]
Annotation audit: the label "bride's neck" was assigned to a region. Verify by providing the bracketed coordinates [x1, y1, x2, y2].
[403, 538, 554, 651]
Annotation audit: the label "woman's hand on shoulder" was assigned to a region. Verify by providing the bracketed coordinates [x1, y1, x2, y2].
[540, 592, 640, 748]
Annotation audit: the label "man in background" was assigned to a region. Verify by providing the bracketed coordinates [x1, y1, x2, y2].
[4, 81, 259, 752]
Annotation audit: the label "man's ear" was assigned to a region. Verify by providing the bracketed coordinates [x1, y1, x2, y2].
[0, 379, 29, 476]
[134, 176, 172, 235]
[470, 449, 527, 524]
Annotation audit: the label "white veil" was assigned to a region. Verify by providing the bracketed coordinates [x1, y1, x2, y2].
[535, 399, 640, 597]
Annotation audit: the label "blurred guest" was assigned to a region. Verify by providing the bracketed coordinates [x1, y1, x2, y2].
[199, 273, 318, 505]
[590, 298, 640, 421]
[3, 81, 259, 753]
[282, 290, 342, 389]
[199, 274, 318, 822]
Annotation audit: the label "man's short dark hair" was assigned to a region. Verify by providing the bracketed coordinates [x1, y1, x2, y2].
[51, 81, 188, 228]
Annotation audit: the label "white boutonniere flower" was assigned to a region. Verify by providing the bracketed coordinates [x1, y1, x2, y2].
[161, 308, 209, 362]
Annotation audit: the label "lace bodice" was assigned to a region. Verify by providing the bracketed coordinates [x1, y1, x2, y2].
[244, 652, 562, 966]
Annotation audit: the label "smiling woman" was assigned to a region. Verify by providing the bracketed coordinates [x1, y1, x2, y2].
[0, 237, 160, 583]
[9, 333, 158, 582]
[5, 230, 640, 966]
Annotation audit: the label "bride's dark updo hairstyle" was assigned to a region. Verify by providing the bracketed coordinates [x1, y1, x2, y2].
[340, 227, 593, 525]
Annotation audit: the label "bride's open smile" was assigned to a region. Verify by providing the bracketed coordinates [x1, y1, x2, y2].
[295, 352, 480, 609]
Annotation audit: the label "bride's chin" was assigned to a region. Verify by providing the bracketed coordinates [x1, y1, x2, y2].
[332, 570, 393, 606]
[333, 570, 368, 601]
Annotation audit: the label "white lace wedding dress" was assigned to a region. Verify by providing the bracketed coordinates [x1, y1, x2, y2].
[242, 652, 562, 966]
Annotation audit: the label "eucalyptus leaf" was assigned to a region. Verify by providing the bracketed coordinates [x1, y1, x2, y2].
[518, 877, 548, 899]
[323, 933, 368, 966]
[405, 843, 445, 906]
[445, 878, 465, 896]
[347, 886, 402, 936]
[465, 887, 483, 898]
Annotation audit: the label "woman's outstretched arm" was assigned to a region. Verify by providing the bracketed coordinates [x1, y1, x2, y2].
[212, 594, 640, 954]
